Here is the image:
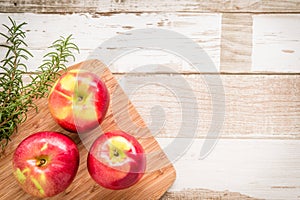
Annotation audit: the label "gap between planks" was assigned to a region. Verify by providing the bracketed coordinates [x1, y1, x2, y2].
[112, 72, 300, 75]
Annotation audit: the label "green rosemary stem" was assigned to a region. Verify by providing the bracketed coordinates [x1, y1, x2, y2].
[0, 17, 79, 152]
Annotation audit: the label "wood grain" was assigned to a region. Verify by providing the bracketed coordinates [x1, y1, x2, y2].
[161, 189, 259, 200]
[1, 13, 300, 73]
[157, 138, 300, 200]
[221, 13, 253, 72]
[0, 13, 221, 73]
[252, 15, 300, 72]
[1, 0, 300, 13]
[115, 74, 300, 139]
[0, 60, 176, 199]
[1, 4, 300, 199]
[20, 73, 300, 139]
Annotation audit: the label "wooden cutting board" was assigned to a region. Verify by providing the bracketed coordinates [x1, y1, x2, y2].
[0, 59, 176, 200]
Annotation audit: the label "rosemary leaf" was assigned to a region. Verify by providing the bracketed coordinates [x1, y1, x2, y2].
[0, 17, 79, 153]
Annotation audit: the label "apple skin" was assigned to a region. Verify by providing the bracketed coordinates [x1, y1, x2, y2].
[87, 130, 146, 190]
[48, 69, 110, 133]
[12, 131, 79, 198]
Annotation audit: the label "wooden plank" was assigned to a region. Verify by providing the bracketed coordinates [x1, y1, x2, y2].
[114, 74, 300, 139]
[0, 0, 104, 13]
[161, 189, 259, 200]
[20, 73, 300, 139]
[0, 60, 176, 199]
[1, 0, 300, 13]
[19, 73, 300, 139]
[156, 138, 300, 200]
[221, 13, 253, 72]
[0, 13, 221, 73]
[1, 13, 300, 73]
[252, 15, 300, 72]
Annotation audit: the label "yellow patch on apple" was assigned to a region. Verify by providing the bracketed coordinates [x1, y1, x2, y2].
[108, 137, 133, 164]
[110, 137, 131, 151]
[40, 143, 48, 151]
[54, 105, 72, 120]
[31, 177, 45, 196]
[60, 73, 76, 92]
[14, 168, 28, 184]
[73, 93, 98, 121]
[40, 173, 46, 183]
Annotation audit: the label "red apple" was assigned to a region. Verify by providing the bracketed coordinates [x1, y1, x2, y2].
[12, 131, 79, 198]
[48, 69, 109, 133]
[87, 130, 146, 190]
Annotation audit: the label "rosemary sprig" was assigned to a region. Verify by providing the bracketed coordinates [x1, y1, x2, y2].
[30, 35, 79, 98]
[0, 17, 79, 152]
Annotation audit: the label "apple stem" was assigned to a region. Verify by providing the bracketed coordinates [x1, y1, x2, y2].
[37, 159, 47, 167]
[78, 96, 83, 102]
[113, 149, 119, 157]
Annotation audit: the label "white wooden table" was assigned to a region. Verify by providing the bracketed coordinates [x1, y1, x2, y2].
[0, 1, 299, 199]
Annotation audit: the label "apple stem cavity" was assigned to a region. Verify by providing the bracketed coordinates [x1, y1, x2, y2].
[37, 158, 47, 167]
[113, 149, 119, 157]
[77, 96, 83, 102]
